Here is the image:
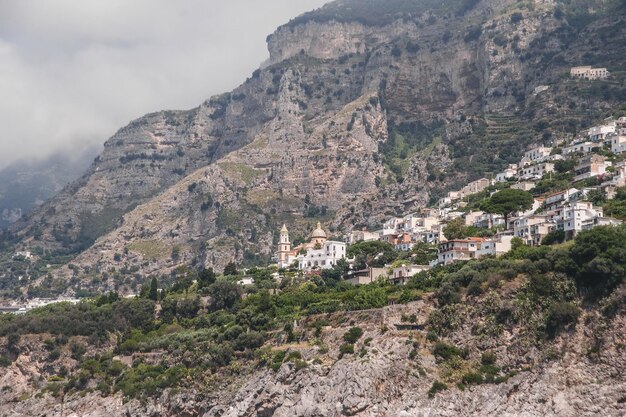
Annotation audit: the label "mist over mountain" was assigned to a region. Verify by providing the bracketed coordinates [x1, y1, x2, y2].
[0, 145, 100, 229]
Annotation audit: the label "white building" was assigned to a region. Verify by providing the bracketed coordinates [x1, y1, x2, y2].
[475, 236, 514, 258]
[347, 230, 380, 244]
[513, 214, 552, 245]
[521, 146, 552, 165]
[295, 223, 347, 271]
[581, 217, 623, 231]
[297, 240, 347, 270]
[558, 202, 604, 239]
[610, 134, 626, 154]
[511, 181, 536, 191]
[389, 264, 431, 286]
[496, 164, 518, 182]
[544, 188, 580, 209]
[570, 66, 610, 80]
[574, 155, 611, 182]
[588, 122, 616, 143]
[518, 162, 555, 180]
[436, 238, 486, 265]
[563, 141, 594, 155]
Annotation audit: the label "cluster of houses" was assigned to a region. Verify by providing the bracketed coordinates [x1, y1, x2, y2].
[275, 116, 625, 285]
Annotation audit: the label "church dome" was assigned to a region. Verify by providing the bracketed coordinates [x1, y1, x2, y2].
[311, 222, 327, 239]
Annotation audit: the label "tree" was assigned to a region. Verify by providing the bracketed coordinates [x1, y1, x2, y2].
[348, 241, 397, 269]
[569, 225, 626, 297]
[208, 281, 242, 311]
[148, 277, 158, 301]
[443, 218, 468, 240]
[541, 230, 565, 246]
[554, 159, 576, 174]
[411, 242, 438, 264]
[198, 268, 217, 288]
[223, 262, 239, 276]
[586, 189, 606, 205]
[481, 189, 534, 226]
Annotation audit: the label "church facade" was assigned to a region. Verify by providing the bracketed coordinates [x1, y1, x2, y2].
[276, 222, 347, 271]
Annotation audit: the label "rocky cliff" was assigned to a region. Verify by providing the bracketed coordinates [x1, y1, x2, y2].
[5, 0, 626, 294]
[3, 296, 625, 416]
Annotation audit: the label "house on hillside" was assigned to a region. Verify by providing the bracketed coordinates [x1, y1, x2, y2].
[461, 178, 491, 196]
[496, 164, 518, 182]
[521, 146, 552, 165]
[436, 238, 486, 265]
[518, 162, 555, 180]
[344, 267, 388, 286]
[475, 236, 514, 258]
[389, 264, 431, 286]
[581, 217, 623, 231]
[574, 155, 611, 182]
[512, 214, 556, 245]
[511, 181, 536, 191]
[588, 122, 616, 143]
[610, 134, 626, 154]
[558, 201, 605, 239]
[563, 141, 594, 155]
[570, 66, 610, 80]
[347, 230, 380, 244]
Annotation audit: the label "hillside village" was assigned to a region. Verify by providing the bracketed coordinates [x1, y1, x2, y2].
[275, 115, 626, 285]
[4, 115, 625, 301]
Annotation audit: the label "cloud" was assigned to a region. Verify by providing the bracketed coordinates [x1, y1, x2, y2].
[0, 0, 328, 169]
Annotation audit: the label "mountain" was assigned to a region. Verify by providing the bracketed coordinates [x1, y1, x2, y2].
[5, 0, 626, 295]
[0, 146, 99, 229]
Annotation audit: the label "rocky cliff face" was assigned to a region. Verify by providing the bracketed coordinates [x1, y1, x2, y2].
[3, 298, 625, 416]
[5, 0, 626, 293]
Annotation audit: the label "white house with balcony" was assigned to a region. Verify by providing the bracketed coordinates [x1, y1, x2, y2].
[557, 202, 604, 239]
[563, 141, 594, 155]
[588, 122, 616, 143]
[436, 238, 486, 265]
[521, 146, 552, 165]
[389, 264, 431, 286]
[518, 162, 555, 180]
[475, 236, 514, 258]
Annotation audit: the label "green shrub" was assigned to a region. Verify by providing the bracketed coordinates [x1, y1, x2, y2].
[461, 372, 483, 385]
[481, 351, 497, 366]
[428, 380, 448, 397]
[432, 342, 462, 361]
[541, 230, 565, 246]
[70, 342, 86, 361]
[294, 359, 308, 370]
[286, 351, 302, 361]
[48, 348, 61, 361]
[270, 350, 286, 371]
[0, 356, 11, 367]
[343, 327, 364, 344]
[546, 302, 580, 338]
[339, 343, 354, 356]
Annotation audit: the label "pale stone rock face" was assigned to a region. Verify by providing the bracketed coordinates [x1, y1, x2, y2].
[3, 302, 625, 416]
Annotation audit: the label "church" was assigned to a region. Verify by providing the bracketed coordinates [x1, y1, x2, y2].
[277, 222, 347, 271]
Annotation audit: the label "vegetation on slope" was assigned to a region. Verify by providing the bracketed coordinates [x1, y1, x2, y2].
[0, 226, 623, 401]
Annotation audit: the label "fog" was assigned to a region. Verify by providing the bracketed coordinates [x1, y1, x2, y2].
[0, 0, 328, 169]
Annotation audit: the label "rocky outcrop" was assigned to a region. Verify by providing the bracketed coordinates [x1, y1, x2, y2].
[3, 301, 624, 416]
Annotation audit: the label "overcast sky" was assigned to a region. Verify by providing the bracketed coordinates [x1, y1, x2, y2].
[0, 0, 328, 169]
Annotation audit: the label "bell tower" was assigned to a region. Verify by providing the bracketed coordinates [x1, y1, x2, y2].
[278, 224, 291, 267]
